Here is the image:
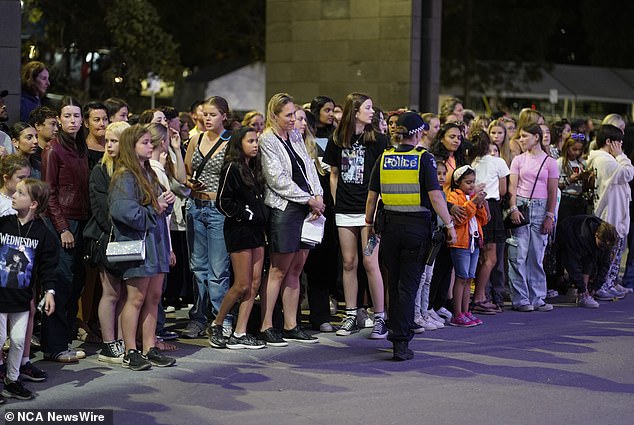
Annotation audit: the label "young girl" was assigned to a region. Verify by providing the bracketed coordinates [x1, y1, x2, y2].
[323, 92, 388, 339]
[446, 165, 489, 327]
[84, 121, 129, 363]
[557, 136, 590, 221]
[413, 161, 448, 331]
[0, 179, 58, 401]
[470, 132, 510, 314]
[208, 127, 267, 349]
[109, 124, 176, 371]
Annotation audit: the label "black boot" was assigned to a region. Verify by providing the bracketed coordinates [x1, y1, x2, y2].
[392, 341, 414, 361]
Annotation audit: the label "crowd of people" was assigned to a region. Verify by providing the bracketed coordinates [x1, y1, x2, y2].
[0, 60, 633, 400]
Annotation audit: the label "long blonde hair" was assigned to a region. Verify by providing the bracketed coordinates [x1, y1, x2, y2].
[265, 93, 294, 134]
[102, 121, 130, 176]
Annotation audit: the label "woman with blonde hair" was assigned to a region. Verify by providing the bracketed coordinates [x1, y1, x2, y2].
[84, 121, 130, 363]
[241, 111, 265, 136]
[109, 124, 176, 370]
[258, 93, 324, 346]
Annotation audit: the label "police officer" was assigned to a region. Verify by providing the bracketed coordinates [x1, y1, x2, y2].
[365, 112, 456, 361]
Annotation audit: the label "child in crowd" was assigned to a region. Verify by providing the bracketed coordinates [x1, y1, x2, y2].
[413, 161, 448, 331]
[0, 156, 48, 382]
[446, 165, 489, 327]
[209, 127, 268, 349]
[0, 179, 58, 401]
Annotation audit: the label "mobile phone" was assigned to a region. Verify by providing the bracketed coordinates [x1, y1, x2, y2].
[188, 177, 202, 185]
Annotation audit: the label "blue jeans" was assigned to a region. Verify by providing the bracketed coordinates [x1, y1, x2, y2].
[507, 197, 548, 308]
[186, 199, 230, 325]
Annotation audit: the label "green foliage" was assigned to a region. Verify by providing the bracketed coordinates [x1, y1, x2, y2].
[104, 0, 181, 96]
[22, 0, 182, 98]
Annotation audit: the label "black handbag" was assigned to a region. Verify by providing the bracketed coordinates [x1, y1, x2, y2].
[503, 156, 548, 229]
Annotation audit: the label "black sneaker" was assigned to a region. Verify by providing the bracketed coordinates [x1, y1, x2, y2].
[122, 349, 152, 371]
[282, 326, 319, 344]
[98, 341, 124, 364]
[145, 347, 176, 367]
[258, 328, 288, 347]
[335, 315, 359, 336]
[208, 324, 228, 349]
[226, 334, 266, 350]
[2, 379, 34, 400]
[19, 361, 48, 382]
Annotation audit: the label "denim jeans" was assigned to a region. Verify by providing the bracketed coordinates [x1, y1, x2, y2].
[507, 197, 548, 307]
[185, 198, 230, 325]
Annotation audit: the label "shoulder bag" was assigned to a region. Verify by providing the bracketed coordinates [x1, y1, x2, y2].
[503, 156, 548, 229]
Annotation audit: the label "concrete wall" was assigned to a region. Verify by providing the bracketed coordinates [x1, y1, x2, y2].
[265, 0, 421, 111]
[0, 0, 22, 126]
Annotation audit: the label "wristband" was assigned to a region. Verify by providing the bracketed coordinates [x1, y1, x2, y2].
[444, 220, 455, 229]
[59, 228, 70, 235]
[46, 289, 56, 295]
[509, 206, 518, 213]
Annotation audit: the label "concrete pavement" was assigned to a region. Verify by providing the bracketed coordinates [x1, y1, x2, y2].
[3, 296, 634, 425]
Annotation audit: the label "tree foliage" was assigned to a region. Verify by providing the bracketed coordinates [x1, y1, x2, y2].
[104, 0, 181, 96]
[22, 0, 182, 98]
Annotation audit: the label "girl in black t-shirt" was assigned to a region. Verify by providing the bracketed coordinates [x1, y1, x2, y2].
[323, 92, 388, 340]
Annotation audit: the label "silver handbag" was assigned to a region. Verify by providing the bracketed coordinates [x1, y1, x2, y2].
[105, 228, 146, 263]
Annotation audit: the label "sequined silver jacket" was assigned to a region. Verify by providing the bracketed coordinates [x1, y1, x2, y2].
[260, 128, 323, 211]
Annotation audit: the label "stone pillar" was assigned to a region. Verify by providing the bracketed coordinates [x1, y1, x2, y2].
[0, 0, 22, 126]
[266, 0, 429, 111]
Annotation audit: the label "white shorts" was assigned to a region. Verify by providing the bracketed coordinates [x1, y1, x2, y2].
[335, 213, 366, 227]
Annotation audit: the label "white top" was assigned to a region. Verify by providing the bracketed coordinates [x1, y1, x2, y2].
[587, 149, 634, 238]
[471, 155, 510, 201]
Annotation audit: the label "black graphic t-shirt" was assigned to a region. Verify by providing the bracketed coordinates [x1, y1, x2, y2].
[0, 216, 59, 313]
[323, 132, 388, 214]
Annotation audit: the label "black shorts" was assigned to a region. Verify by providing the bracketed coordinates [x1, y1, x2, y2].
[224, 221, 266, 253]
[483, 199, 506, 244]
[267, 202, 312, 253]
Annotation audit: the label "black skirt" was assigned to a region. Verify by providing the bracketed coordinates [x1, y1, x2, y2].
[224, 221, 266, 253]
[483, 199, 506, 244]
[267, 202, 312, 253]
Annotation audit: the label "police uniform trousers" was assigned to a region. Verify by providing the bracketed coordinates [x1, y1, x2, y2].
[380, 211, 431, 343]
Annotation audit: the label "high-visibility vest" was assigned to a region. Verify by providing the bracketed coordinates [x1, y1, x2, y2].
[379, 147, 429, 213]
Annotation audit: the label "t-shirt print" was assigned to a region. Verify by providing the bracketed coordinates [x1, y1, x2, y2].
[0, 233, 37, 289]
[341, 142, 365, 185]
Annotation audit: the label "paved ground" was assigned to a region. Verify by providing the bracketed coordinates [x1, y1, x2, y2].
[2, 295, 633, 425]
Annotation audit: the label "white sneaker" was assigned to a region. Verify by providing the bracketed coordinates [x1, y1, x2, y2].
[427, 309, 444, 324]
[418, 314, 438, 331]
[423, 312, 444, 329]
[578, 293, 599, 308]
[436, 307, 453, 323]
[614, 283, 633, 295]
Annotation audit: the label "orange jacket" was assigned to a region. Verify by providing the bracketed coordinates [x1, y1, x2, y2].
[446, 189, 489, 249]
